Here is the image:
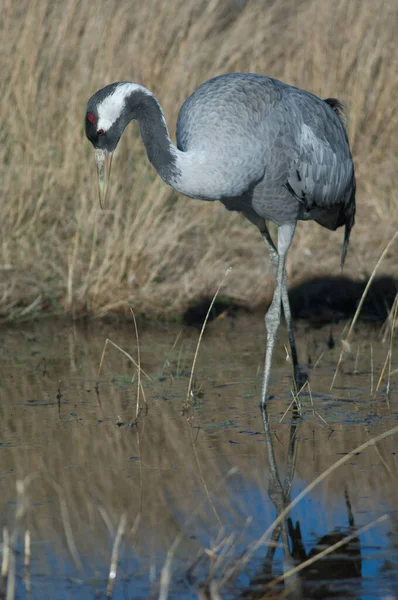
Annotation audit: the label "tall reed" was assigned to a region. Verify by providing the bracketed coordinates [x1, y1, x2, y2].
[1, 0, 397, 318]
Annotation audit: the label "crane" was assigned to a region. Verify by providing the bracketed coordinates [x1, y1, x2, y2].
[85, 73, 356, 406]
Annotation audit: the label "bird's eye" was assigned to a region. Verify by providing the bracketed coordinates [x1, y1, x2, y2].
[97, 129, 105, 136]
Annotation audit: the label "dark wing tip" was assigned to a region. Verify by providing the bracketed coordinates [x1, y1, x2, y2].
[340, 177, 356, 270]
[324, 97, 348, 127]
[340, 223, 351, 270]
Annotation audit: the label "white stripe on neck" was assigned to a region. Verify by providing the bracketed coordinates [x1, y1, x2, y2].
[97, 83, 149, 131]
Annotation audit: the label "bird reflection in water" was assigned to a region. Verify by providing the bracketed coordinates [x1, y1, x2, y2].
[244, 406, 362, 600]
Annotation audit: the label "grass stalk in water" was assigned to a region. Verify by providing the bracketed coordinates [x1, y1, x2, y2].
[221, 424, 398, 587]
[331, 230, 398, 390]
[106, 513, 127, 598]
[185, 267, 231, 407]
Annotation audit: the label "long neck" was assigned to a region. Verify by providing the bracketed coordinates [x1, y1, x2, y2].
[131, 91, 181, 187]
[122, 85, 211, 199]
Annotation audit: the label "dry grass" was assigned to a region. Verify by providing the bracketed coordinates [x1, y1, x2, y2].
[1, 0, 397, 319]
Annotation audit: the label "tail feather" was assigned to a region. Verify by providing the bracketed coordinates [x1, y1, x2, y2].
[324, 96, 355, 269]
[324, 97, 347, 127]
[340, 176, 356, 269]
[341, 222, 352, 269]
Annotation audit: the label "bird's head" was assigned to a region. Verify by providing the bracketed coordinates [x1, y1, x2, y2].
[85, 82, 143, 206]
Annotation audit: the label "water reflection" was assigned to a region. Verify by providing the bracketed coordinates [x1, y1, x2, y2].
[0, 317, 396, 599]
[244, 407, 363, 599]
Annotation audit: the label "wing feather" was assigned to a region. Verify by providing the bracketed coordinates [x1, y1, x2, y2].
[287, 122, 353, 210]
[282, 90, 354, 212]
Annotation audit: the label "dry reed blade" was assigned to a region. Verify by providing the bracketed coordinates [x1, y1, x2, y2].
[161, 329, 183, 375]
[331, 230, 398, 390]
[97, 338, 152, 381]
[222, 425, 398, 585]
[188, 424, 222, 525]
[1, 528, 9, 581]
[106, 513, 127, 598]
[24, 530, 31, 594]
[387, 295, 398, 395]
[98, 507, 116, 537]
[373, 349, 389, 399]
[382, 292, 398, 343]
[263, 514, 388, 592]
[280, 376, 308, 422]
[53, 481, 82, 570]
[5, 476, 35, 600]
[130, 308, 146, 417]
[158, 466, 238, 600]
[24, 530, 31, 570]
[370, 343, 374, 395]
[185, 267, 231, 406]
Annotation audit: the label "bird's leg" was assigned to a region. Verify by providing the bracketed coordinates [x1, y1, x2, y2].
[261, 226, 279, 272]
[261, 254, 284, 405]
[261, 225, 306, 395]
[261, 224, 295, 406]
[281, 267, 307, 392]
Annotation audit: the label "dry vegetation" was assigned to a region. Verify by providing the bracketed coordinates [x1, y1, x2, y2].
[1, 0, 397, 319]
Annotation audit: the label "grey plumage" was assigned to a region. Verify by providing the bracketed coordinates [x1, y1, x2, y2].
[176, 74, 355, 264]
[85, 73, 356, 405]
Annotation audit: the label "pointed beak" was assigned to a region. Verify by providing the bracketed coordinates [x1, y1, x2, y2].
[94, 148, 113, 208]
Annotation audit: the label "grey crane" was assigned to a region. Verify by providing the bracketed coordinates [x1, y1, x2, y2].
[85, 73, 356, 406]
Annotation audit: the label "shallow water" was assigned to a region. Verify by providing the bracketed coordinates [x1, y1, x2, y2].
[0, 316, 397, 599]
